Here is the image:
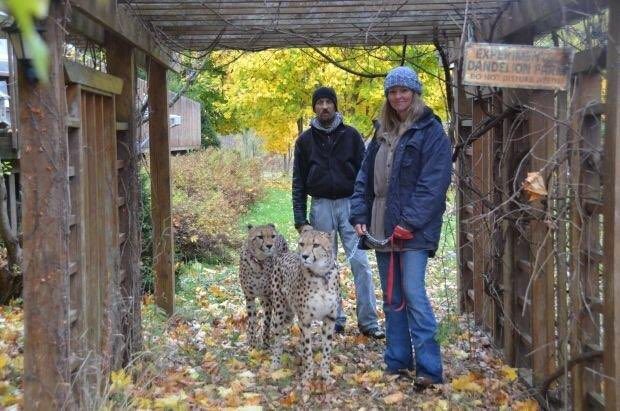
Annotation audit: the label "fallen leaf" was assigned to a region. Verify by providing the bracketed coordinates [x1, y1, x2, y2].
[242, 392, 262, 405]
[522, 171, 547, 202]
[237, 406, 263, 411]
[153, 392, 188, 410]
[238, 370, 256, 380]
[451, 372, 484, 393]
[0, 354, 8, 370]
[109, 369, 132, 394]
[355, 369, 383, 384]
[131, 397, 153, 409]
[332, 364, 345, 376]
[501, 366, 518, 382]
[279, 390, 298, 406]
[514, 398, 540, 411]
[217, 386, 233, 398]
[493, 390, 509, 406]
[270, 368, 293, 380]
[383, 391, 405, 405]
[227, 357, 246, 371]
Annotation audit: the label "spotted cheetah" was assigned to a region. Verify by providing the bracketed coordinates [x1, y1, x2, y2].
[239, 224, 288, 348]
[270, 226, 340, 386]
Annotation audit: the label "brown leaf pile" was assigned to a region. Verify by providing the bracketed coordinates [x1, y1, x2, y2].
[0, 262, 539, 409]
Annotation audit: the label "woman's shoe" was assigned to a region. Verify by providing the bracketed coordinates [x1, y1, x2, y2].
[361, 327, 385, 339]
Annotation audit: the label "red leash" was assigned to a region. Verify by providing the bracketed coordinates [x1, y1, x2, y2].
[385, 226, 413, 312]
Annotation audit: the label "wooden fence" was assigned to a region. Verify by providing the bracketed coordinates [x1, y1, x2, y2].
[455, 32, 614, 411]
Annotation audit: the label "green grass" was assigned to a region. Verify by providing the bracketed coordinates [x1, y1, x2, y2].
[238, 187, 298, 244]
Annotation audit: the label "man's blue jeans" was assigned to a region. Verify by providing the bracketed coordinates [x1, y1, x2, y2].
[376, 250, 443, 382]
[309, 197, 379, 332]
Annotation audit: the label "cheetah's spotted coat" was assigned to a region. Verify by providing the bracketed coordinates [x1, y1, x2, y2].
[238, 224, 288, 348]
[270, 227, 340, 385]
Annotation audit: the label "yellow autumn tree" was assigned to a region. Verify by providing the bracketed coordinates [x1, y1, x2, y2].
[214, 46, 447, 155]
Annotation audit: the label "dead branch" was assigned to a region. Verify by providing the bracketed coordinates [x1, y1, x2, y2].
[539, 350, 603, 401]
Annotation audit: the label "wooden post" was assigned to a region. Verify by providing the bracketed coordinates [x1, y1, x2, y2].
[527, 91, 556, 386]
[148, 59, 174, 316]
[21, 3, 71, 408]
[472, 97, 490, 325]
[603, 1, 620, 409]
[453, 64, 474, 314]
[105, 34, 142, 366]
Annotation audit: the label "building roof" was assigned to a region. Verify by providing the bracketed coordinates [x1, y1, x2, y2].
[119, 0, 512, 51]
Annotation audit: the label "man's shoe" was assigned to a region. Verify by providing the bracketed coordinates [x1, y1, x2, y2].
[361, 327, 385, 339]
[414, 376, 439, 391]
[334, 324, 345, 334]
[387, 369, 414, 381]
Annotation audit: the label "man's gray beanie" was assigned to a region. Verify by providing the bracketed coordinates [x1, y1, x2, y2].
[384, 66, 423, 96]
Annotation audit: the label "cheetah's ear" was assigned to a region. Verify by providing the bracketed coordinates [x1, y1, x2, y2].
[301, 225, 313, 234]
[268, 223, 276, 229]
[247, 224, 253, 231]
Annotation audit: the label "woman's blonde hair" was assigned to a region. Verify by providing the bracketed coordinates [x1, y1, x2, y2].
[378, 92, 426, 137]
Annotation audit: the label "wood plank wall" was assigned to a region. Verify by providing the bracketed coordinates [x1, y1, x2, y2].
[457, 31, 614, 411]
[603, 1, 620, 408]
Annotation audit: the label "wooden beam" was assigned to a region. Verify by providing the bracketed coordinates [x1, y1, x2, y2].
[105, 33, 143, 365]
[148, 59, 174, 316]
[481, 0, 608, 42]
[22, 3, 71, 409]
[64, 60, 123, 95]
[69, 0, 175, 71]
[127, 0, 501, 11]
[147, 12, 497, 24]
[603, 1, 620, 409]
[178, 35, 459, 51]
[68, 8, 105, 44]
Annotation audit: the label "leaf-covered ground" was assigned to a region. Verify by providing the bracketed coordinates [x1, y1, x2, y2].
[0, 259, 540, 409]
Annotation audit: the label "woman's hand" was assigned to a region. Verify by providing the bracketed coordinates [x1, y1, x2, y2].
[392, 225, 414, 240]
[354, 224, 367, 237]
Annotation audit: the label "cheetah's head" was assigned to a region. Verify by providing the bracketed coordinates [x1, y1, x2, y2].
[298, 226, 334, 272]
[246, 224, 279, 259]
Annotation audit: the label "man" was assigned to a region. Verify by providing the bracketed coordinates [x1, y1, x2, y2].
[292, 86, 384, 339]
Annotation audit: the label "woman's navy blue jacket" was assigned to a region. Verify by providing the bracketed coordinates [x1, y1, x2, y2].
[349, 108, 452, 255]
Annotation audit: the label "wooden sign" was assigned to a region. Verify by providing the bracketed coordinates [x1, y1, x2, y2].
[463, 42, 574, 90]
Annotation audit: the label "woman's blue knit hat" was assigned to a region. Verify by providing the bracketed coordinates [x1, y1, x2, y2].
[384, 66, 422, 96]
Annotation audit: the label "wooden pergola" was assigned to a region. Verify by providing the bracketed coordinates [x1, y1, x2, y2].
[16, 0, 618, 409]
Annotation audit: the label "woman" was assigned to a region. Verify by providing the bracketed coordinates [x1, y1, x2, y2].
[349, 66, 452, 388]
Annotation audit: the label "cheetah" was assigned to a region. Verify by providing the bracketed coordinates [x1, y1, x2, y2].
[239, 224, 288, 348]
[270, 226, 340, 386]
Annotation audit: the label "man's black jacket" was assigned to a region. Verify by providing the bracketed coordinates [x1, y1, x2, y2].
[292, 122, 365, 226]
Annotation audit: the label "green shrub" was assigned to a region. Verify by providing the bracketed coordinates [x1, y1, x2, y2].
[171, 148, 265, 263]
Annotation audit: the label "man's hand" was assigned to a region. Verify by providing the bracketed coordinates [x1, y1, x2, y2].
[392, 225, 414, 240]
[354, 224, 367, 237]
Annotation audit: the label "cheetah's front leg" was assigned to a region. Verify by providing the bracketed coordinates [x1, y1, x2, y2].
[299, 322, 314, 386]
[245, 296, 260, 348]
[319, 315, 336, 386]
[260, 296, 273, 348]
[270, 296, 289, 368]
